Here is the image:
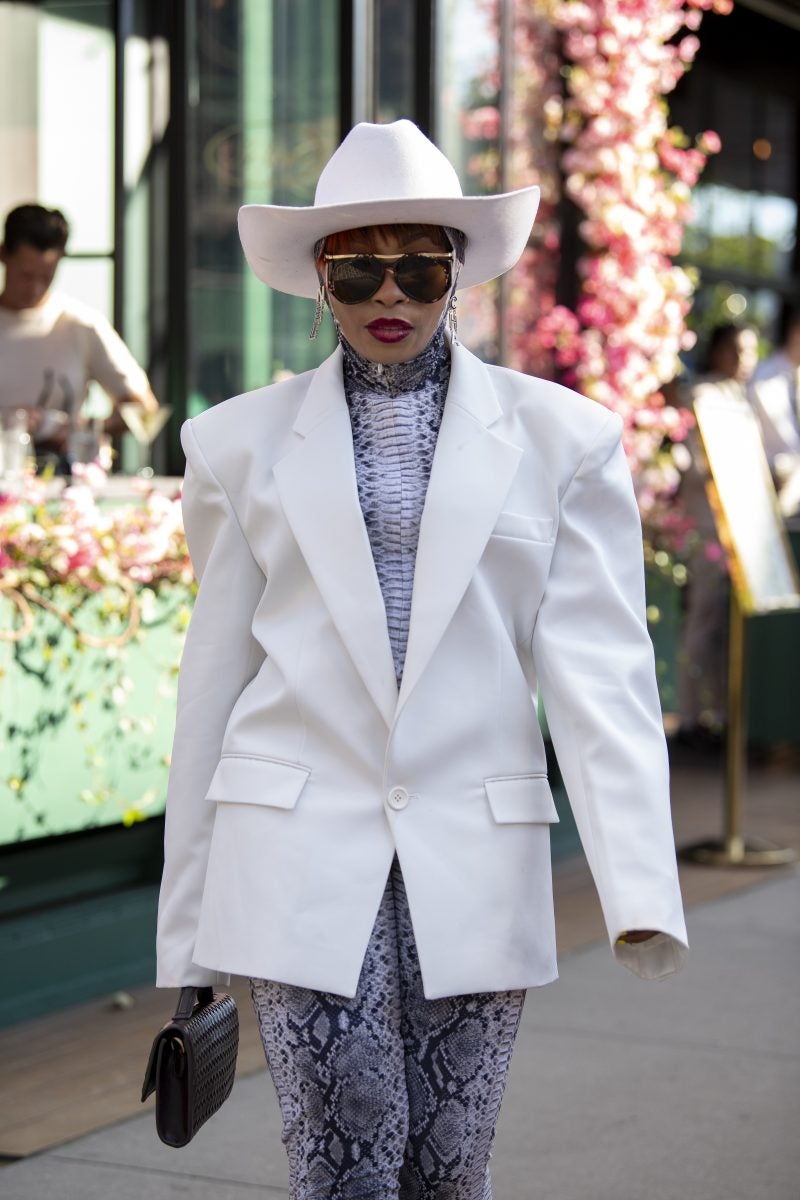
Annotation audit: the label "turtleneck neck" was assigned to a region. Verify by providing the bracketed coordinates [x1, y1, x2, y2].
[339, 324, 450, 399]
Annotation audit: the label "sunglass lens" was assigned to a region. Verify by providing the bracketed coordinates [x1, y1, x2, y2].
[329, 256, 383, 303]
[396, 255, 451, 303]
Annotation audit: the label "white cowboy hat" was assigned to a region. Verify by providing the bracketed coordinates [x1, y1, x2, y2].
[238, 120, 540, 299]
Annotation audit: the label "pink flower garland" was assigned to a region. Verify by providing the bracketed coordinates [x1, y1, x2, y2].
[0, 465, 192, 595]
[540, 0, 731, 541]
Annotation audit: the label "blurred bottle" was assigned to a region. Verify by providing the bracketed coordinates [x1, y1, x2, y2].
[0, 408, 32, 482]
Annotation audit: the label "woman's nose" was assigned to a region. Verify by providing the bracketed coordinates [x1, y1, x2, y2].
[373, 265, 407, 304]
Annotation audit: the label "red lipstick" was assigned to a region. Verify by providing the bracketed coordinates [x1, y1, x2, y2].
[366, 318, 412, 344]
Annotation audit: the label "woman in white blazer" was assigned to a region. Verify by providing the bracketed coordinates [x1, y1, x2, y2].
[157, 120, 688, 1199]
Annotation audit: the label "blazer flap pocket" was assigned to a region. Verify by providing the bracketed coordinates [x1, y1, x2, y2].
[206, 755, 310, 809]
[492, 511, 554, 543]
[484, 775, 560, 824]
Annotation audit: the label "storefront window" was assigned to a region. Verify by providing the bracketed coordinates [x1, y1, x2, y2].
[672, 53, 799, 356]
[435, 0, 502, 360]
[0, 0, 115, 321]
[186, 0, 341, 413]
[434, 0, 560, 373]
[375, 0, 415, 122]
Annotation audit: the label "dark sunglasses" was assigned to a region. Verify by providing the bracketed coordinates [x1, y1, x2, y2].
[323, 252, 454, 305]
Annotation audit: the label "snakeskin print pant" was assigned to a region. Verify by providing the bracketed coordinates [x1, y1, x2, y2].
[250, 858, 525, 1200]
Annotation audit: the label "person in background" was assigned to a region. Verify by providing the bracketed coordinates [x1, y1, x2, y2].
[0, 204, 158, 468]
[677, 322, 759, 745]
[749, 303, 800, 518]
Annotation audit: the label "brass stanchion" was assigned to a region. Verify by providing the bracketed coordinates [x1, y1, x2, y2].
[683, 590, 797, 868]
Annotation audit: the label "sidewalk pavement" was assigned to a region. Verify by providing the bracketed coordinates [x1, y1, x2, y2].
[2, 867, 798, 1200]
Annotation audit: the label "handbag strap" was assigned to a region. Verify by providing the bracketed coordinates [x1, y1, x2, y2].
[173, 985, 214, 1020]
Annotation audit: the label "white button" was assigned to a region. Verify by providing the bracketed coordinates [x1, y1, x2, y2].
[388, 786, 409, 811]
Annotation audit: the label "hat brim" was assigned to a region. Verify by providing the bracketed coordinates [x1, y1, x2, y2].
[238, 187, 540, 299]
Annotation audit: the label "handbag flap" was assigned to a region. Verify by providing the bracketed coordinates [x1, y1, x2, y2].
[154, 1034, 191, 1147]
[141, 1032, 161, 1102]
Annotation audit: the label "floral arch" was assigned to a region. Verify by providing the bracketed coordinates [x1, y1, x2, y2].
[458, 0, 732, 556]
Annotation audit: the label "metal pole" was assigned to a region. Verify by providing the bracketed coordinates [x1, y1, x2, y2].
[723, 589, 746, 861]
[113, 0, 134, 333]
[682, 587, 796, 867]
[351, 0, 375, 124]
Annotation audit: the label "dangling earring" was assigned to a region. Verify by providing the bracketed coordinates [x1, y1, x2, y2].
[309, 284, 325, 340]
[447, 293, 458, 343]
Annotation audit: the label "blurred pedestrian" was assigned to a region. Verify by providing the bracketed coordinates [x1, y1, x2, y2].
[0, 203, 158, 468]
[678, 322, 759, 742]
[749, 303, 800, 517]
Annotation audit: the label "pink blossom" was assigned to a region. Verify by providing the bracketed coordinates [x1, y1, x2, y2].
[698, 129, 721, 154]
[461, 0, 729, 555]
[461, 105, 501, 142]
[0, 452, 191, 594]
[677, 35, 701, 62]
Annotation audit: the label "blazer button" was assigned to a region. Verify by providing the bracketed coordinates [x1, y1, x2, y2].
[388, 786, 409, 811]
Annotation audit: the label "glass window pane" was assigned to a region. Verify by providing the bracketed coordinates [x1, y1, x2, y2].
[435, 0, 501, 360]
[38, 2, 115, 254]
[685, 184, 797, 281]
[55, 255, 113, 320]
[435, 0, 559, 372]
[671, 37, 799, 355]
[187, 0, 341, 412]
[0, 0, 115, 308]
[375, 0, 415, 122]
[436, 0, 501, 197]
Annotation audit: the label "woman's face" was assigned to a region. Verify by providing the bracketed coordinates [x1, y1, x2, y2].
[323, 226, 451, 365]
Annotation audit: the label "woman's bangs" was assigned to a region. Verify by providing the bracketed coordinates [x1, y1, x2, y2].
[322, 223, 451, 257]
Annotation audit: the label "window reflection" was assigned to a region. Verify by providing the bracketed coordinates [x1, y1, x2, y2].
[434, 0, 559, 373]
[0, 0, 114, 316]
[685, 184, 797, 280]
[187, 0, 340, 413]
[375, 0, 415, 122]
[671, 43, 798, 358]
[435, 0, 502, 360]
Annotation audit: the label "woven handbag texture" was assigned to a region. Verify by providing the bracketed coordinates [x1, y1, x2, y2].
[182, 992, 239, 1137]
[143, 989, 239, 1147]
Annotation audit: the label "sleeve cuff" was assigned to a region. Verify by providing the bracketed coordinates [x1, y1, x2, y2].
[612, 932, 688, 980]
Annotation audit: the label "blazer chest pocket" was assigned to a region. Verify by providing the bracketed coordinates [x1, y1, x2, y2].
[484, 774, 560, 824]
[205, 754, 310, 810]
[490, 511, 554, 544]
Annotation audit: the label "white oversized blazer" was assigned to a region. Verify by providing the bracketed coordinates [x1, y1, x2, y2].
[156, 340, 688, 998]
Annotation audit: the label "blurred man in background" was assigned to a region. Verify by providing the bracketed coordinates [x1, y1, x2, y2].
[750, 303, 800, 518]
[0, 203, 157, 467]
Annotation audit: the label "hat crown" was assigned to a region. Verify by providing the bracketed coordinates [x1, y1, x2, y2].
[314, 120, 463, 207]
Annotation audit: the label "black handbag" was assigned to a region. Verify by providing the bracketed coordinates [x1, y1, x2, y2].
[141, 985, 239, 1147]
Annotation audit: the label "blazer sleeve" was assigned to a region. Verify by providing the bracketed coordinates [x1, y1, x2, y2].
[532, 412, 689, 979]
[156, 419, 267, 987]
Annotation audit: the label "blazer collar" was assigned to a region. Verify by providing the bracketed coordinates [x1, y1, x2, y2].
[274, 340, 522, 727]
[292, 337, 503, 434]
[396, 343, 522, 714]
[291, 345, 347, 436]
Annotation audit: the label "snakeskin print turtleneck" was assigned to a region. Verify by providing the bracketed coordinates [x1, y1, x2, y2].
[341, 326, 451, 686]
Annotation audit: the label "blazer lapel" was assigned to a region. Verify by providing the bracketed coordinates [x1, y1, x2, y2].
[397, 343, 523, 716]
[273, 349, 398, 728]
